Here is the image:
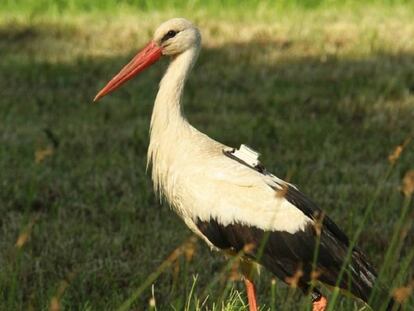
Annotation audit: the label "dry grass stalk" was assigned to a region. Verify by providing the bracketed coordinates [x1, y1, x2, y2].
[275, 184, 288, 198]
[402, 170, 414, 197]
[285, 267, 304, 288]
[311, 269, 322, 282]
[313, 212, 325, 237]
[49, 282, 68, 311]
[393, 280, 414, 304]
[243, 243, 256, 254]
[388, 138, 411, 164]
[15, 216, 38, 249]
[49, 297, 60, 311]
[228, 260, 241, 281]
[35, 146, 54, 163]
[184, 236, 198, 262]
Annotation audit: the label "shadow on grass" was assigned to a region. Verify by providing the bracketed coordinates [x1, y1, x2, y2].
[0, 21, 413, 310]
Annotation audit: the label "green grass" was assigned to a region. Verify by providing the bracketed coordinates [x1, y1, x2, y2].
[1, 1, 413, 310]
[2, 0, 414, 19]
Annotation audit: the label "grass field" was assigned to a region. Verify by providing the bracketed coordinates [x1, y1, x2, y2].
[1, 1, 413, 310]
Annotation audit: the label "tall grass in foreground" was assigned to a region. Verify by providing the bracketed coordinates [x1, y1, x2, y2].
[10, 167, 411, 310]
[99, 141, 413, 311]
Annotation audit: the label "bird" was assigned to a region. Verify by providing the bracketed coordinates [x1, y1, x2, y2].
[94, 18, 397, 311]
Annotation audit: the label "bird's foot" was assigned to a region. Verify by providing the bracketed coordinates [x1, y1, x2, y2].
[312, 295, 328, 311]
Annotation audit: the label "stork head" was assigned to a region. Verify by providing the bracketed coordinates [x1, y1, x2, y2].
[94, 18, 200, 102]
[154, 18, 201, 56]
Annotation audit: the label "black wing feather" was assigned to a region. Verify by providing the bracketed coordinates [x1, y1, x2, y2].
[196, 185, 379, 303]
[284, 185, 349, 246]
[197, 154, 389, 306]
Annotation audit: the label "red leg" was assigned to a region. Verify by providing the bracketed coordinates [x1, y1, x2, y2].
[243, 277, 258, 311]
[312, 295, 328, 311]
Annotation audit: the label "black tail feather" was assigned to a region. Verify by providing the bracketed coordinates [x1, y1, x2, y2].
[348, 247, 377, 302]
[348, 248, 400, 311]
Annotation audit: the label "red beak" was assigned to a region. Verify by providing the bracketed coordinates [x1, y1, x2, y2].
[93, 41, 162, 102]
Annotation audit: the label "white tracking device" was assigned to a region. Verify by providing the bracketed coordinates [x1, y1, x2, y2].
[231, 144, 261, 167]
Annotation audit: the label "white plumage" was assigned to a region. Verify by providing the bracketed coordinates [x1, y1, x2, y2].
[147, 19, 311, 240]
[93, 17, 391, 311]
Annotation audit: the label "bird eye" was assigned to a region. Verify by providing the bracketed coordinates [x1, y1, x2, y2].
[162, 30, 177, 42]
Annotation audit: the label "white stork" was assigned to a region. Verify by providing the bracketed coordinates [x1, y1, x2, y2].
[94, 18, 397, 311]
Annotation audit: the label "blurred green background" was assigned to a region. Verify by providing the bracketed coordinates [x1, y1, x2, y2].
[0, 0, 413, 310]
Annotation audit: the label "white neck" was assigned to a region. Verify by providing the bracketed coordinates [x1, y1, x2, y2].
[150, 47, 199, 133]
[147, 46, 200, 193]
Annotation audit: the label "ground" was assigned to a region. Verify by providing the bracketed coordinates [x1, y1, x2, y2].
[0, 1, 413, 310]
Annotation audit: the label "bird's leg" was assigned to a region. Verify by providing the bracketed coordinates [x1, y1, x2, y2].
[311, 289, 328, 311]
[244, 277, 258, 311]
[240, 260, 258, 311]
